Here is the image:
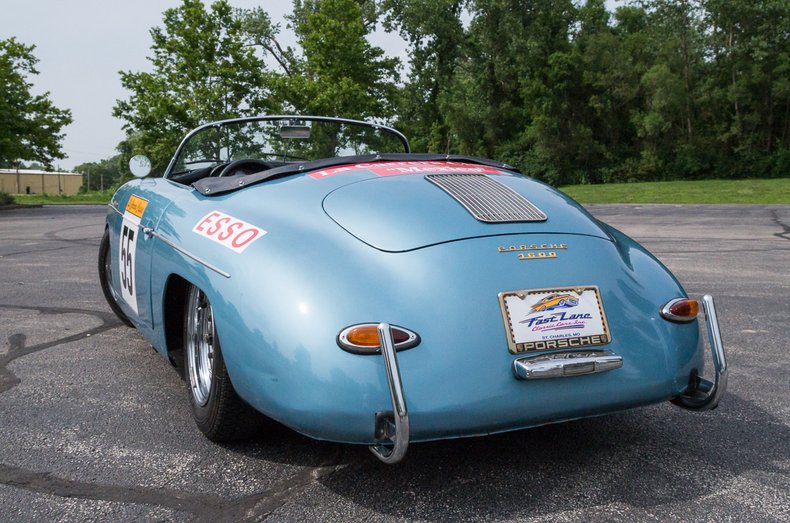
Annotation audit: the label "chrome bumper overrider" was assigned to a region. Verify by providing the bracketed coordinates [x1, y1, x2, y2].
[369, 323, 410, 464]
[672, 294, 728, 410]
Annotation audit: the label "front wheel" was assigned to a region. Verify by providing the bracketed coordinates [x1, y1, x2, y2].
[184, 284, 263, 441]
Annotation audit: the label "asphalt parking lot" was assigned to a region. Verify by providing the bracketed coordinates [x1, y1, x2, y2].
[0, 203, 788, 522]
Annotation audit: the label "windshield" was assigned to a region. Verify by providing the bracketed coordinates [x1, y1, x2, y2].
[168, 116, 409, 178]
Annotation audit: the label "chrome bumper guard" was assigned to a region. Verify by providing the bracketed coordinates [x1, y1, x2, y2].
[369, 323, 410, 464]
[672, 294, 728, 410]
[513, 350, 623, 380]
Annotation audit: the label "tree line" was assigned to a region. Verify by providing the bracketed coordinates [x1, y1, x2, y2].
[3, 0, 789, 187]
[0, 38, 72, 170]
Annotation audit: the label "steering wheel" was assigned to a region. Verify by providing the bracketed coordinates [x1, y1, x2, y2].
[207, 162, 230, 177]
[215, 159, 275, 177]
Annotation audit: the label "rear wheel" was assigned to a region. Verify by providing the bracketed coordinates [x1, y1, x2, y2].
[98, 229, 133, 327]
[184, 284, 263, 441]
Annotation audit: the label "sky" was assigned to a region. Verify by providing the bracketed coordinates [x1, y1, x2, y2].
[2, 1, 619, 171]
[1, 0, 407, 170]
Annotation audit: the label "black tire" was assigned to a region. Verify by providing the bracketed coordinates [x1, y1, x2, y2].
[183, 284, 263, 441]
[98, 228, 134, 327]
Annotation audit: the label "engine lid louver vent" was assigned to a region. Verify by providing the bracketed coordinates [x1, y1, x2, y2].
[425, 174, 547, 223]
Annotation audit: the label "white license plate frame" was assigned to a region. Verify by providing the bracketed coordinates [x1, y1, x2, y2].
[498, 285, 612, 354]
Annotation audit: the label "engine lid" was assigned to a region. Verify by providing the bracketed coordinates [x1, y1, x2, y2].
[322, 169, 610, 252]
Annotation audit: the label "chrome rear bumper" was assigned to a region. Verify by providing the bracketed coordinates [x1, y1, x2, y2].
[369, 295, 726, 464]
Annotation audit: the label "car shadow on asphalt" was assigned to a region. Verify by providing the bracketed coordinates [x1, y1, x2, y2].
[219, 393, 787, 519]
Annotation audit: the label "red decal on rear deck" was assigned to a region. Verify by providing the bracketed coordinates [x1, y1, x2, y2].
[308, 161, 504, 179]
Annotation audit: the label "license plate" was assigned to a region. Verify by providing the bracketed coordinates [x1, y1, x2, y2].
[498, 286, 611, 354]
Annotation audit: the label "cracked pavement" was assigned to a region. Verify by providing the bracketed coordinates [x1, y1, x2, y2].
[0, 204, 788, 522]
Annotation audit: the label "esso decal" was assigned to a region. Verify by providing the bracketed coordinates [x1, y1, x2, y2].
[193, 211, 266, 253]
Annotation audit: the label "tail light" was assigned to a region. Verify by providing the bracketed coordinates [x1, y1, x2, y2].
[337, 324, 420, 354]
[661, 298, 700, 323]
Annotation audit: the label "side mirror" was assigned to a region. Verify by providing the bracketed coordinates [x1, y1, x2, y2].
[129, 155, 152, 178]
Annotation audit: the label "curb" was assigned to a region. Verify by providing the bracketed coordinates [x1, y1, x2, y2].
[0, 204, 44, 211]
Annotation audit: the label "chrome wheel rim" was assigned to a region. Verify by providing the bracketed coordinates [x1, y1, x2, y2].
[186, 287, 214, 407]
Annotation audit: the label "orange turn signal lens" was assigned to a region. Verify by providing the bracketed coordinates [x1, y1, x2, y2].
[661, 298, 700, 323]
[345, 325, 380, 347]
[337, 324, 420, 354]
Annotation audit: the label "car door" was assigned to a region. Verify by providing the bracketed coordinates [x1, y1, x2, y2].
[110, 178, 174, 329]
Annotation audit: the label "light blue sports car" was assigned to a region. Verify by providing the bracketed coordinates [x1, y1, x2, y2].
[99, 115, 727, 463]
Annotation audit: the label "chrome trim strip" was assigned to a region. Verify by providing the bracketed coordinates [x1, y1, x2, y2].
[107, 202, 123, 218]
[673, 294, 728, 410]
[142, 227, 231, 279]
[513, 350, 622, 380]
[110, 203, 230, 278]
[369, 323, 410, 464]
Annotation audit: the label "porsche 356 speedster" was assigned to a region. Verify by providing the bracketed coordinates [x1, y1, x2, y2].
[99, 115, 727, 463]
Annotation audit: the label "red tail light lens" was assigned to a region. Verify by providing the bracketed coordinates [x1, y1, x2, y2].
[661, 298, 700, 323]
[337, 324, 420, 354]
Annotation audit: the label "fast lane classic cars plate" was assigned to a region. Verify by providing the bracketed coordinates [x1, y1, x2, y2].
[99, 115, 728, 464]
[499, 286, 611, 354]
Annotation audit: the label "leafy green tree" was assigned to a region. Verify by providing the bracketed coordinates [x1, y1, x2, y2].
[238, 7, 299, 77]
[113, 0, 277, 174]
[623, 0, 790, 180]
[279, 0, 400, 119]
[113, 0, 790, 184]
[625, 1, 704, 179]
[453, 0, 578, 178]
[75, 155, 123, 192]
[0, 38, 73, 168]
[381, 0, 466, 152]
[569, 3, 648, 182]
[703, 0, 790, 177]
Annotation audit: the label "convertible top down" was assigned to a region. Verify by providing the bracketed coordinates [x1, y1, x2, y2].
[100, 116, 727, 463]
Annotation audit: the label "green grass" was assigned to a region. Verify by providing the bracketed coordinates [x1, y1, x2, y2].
[559, 178, 790, 204]
[11, 190, 114, 205]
